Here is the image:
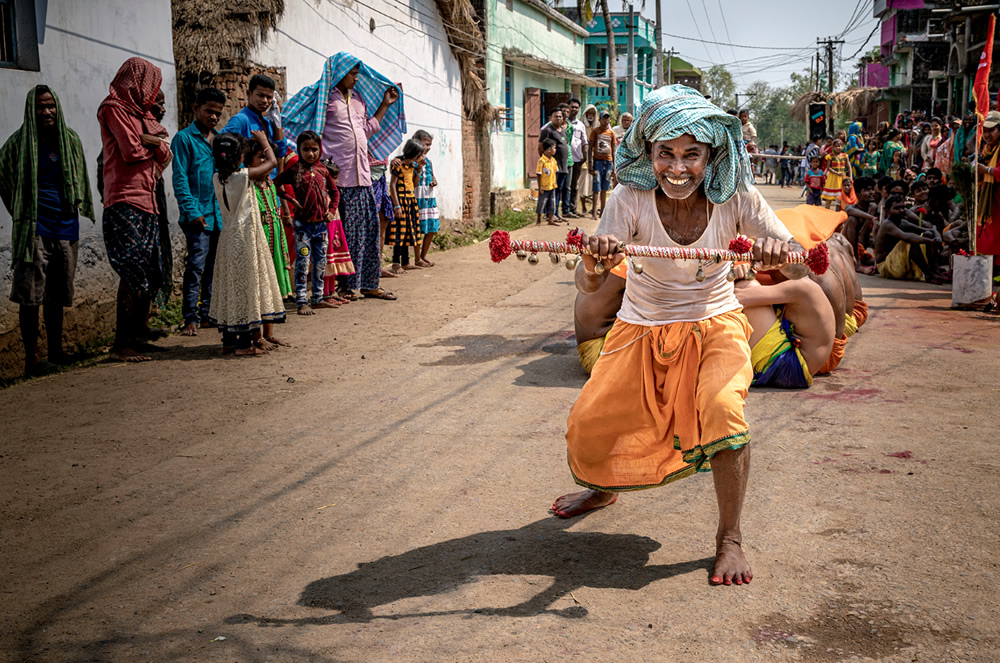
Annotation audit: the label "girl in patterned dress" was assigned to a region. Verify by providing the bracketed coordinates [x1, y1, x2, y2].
[387, 139, 424, 273]
[821, 139, 848, 209]
[250, 141, 293, 299]
[412, 130, 439, 267]
[209, 131, 286, 355]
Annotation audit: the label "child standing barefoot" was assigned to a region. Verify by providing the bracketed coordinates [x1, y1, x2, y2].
[387, 139, 424, 273]
[412, 130, 439, 267]
[246, 139, 290, 348]
[319, 160, 355, 299]
[536, 139, 558, 226]
[209, 131, 286, 356]
[273, 131, 342, 315]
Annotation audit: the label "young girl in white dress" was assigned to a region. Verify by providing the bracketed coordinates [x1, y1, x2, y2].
[209, 130, 286, 356]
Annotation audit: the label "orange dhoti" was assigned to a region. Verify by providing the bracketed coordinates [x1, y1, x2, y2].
[815, 334, 847, 375]
[852, 300, 869, 327]
[566, 312, 753, 491]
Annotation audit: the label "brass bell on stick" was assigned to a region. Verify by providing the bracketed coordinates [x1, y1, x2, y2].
[594, 261, 605, 275]
[515, 250, 528, 261]
[527, 252, 539, 265]
[695, 265, 706, 282]
[630, 259, 644, 275]
[565, 256, 579, 270]
[549, 253, 560, 265]
[726, 265, 737, 282]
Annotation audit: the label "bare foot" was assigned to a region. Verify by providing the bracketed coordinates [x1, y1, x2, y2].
[402, 264, 422, 270]
[380, 268, 399, 278]
[416, 258, 434, 267]
[298, 305, 316, 316]
[266, 336, 291, 347]
[255, 337, 276, 352]
[551, 490, 617, 518]
[390, 264, 405, 275]
[547, 220, 559, 226]
[181, 323, 198, 336]
[710, 539, 753, 586]
[235, 346, 267, 357]
[312, 300, 340, 309]
[109, 347, 152, 363]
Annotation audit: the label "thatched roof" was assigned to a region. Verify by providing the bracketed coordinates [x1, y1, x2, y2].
[433, 0, 494, 123]
[789, 87, 883, 123]
[171, 0, 285, 84]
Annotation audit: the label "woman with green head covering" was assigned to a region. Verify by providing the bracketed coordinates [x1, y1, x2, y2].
[0, 85, 94, 376]
[552, 85, 809, 588]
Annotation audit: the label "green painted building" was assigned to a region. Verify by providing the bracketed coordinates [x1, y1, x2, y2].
[581, 12, 658, 116]
[480, 0, 605, 191]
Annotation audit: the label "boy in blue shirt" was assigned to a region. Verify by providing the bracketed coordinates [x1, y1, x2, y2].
[222, 74, 288, 164]
[172, 87, 226, 335]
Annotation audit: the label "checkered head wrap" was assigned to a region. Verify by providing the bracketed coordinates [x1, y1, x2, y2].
[615, 85, 752, 204]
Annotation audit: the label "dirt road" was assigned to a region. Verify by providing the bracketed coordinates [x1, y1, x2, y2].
[2, 187, 998, 662]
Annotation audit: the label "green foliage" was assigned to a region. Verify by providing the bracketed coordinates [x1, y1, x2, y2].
[744, 80, 806, 149]
[432, 208, 536, 251]
[704, 65, 736, 110]
[149, 297, 184, 330]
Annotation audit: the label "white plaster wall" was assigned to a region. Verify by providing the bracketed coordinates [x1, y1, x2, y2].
[254, 0, 464, 221]
[0, 0, 176, 377]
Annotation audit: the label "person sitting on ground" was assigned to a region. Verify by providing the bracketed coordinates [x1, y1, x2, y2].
[875, 194, 937, 281]
[843, 176, 877, 255]
[536, 138, 558, 226]
[0, 85, 95, 376]
[924, 167, 945, 188]
[173, 87, 226, 337]
[734, 264, 834, 389]
[574, 263, 626, 375]
[910, 179, 929, 210]
[209, 131, 286, 355]
[588, 112, 616, 219]
[927, 184, 968, 251]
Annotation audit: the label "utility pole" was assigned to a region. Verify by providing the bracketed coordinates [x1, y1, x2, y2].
[654, 0, 664, 87]
[665, 47, 675, 87]
[626, 4, 635, 114]
[817, 36, 844, 135]
[814, 51, 821, 93]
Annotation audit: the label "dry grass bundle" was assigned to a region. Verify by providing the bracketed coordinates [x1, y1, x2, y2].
[831, 87, 881, 119]
[789, 91, 828, 123]
[433, 0, 495, 123]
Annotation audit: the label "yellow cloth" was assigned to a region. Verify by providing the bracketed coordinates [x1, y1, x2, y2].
[876, 241, 926, 281]
[774, 206, 846, 249]
[844, 313, 859, 338]
[577, 336, 606, 375]
[749, 309, 813, 387]
[566, 312, 753, 491]
[537, 155, 557, 191]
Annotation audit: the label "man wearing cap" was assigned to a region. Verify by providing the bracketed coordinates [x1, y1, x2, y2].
[552, 85, 809, 587]
[975, 110, 1000, 256]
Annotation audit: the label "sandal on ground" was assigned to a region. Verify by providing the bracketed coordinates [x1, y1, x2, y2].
[361, 288, 397, 301]
[336, 289, 360, 301]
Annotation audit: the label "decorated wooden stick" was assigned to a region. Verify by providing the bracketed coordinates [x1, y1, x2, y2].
[488, 229, 830, 275]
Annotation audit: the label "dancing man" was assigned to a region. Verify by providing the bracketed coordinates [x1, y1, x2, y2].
[552, 86, 808, 587]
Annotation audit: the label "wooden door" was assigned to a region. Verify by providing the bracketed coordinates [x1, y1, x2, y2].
[542, 91, 571, 123]
[524, 87, 541, 183]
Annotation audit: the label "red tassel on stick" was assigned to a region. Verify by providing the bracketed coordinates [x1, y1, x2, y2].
[489, 231, 512, 263]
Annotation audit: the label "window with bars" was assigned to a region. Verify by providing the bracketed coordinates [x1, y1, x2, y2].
[0, 0, 16, 65]
[0, 0, 39, 71]
[503, 64, 514, 131]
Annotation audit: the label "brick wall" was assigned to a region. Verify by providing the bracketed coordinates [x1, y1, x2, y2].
[461, 118, 491, 223]
[176, 59, 287, 129]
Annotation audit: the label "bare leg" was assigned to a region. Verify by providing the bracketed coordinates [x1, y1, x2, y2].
[709, 446, 753, 586]
[19, 304, 41, 374]
[551, 489, 617, 518]
[379, 212, 396, 278]
[109, 281, 151, 363]
[418, 233, 436, 266]
[181, 322, 198, 336]
[43, 302, 65, 362]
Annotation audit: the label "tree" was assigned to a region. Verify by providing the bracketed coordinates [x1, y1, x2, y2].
[575, 0, 619, 106]
[704, 65, 736, 110]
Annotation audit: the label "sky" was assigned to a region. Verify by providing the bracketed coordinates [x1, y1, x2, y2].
[601, 0, 882, 90]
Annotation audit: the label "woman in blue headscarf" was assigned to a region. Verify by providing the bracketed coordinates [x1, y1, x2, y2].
[845, 121, 865, 177]
[553, 85, 809, 588]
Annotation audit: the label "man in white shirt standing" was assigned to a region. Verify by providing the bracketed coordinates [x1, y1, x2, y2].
[566, 98, 588, 218]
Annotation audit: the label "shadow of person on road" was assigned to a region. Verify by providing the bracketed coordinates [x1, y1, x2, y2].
[226, 517, 712, 627]
[512, 339, 587, 389]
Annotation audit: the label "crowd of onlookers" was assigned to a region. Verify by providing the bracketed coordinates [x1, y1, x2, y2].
[0, 53, 440, 376]
[737, 108, 988, 285]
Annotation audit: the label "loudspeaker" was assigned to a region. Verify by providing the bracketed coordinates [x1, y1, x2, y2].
[808, 103, 827, 141]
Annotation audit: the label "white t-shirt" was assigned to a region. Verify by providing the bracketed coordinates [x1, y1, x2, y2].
[595, 185, 793, 325]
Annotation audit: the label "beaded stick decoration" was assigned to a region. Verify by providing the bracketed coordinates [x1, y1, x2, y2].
[488, 229, 830, 275]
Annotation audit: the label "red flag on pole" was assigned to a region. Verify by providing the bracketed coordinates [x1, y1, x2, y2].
[973, 13, 995, 142]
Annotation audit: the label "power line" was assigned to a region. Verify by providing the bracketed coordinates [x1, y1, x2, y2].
[660, 31, 813, 51]
[716, 0, 746, 87]
[683, 0, 713, 63]
[845, 23, 881, 61]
